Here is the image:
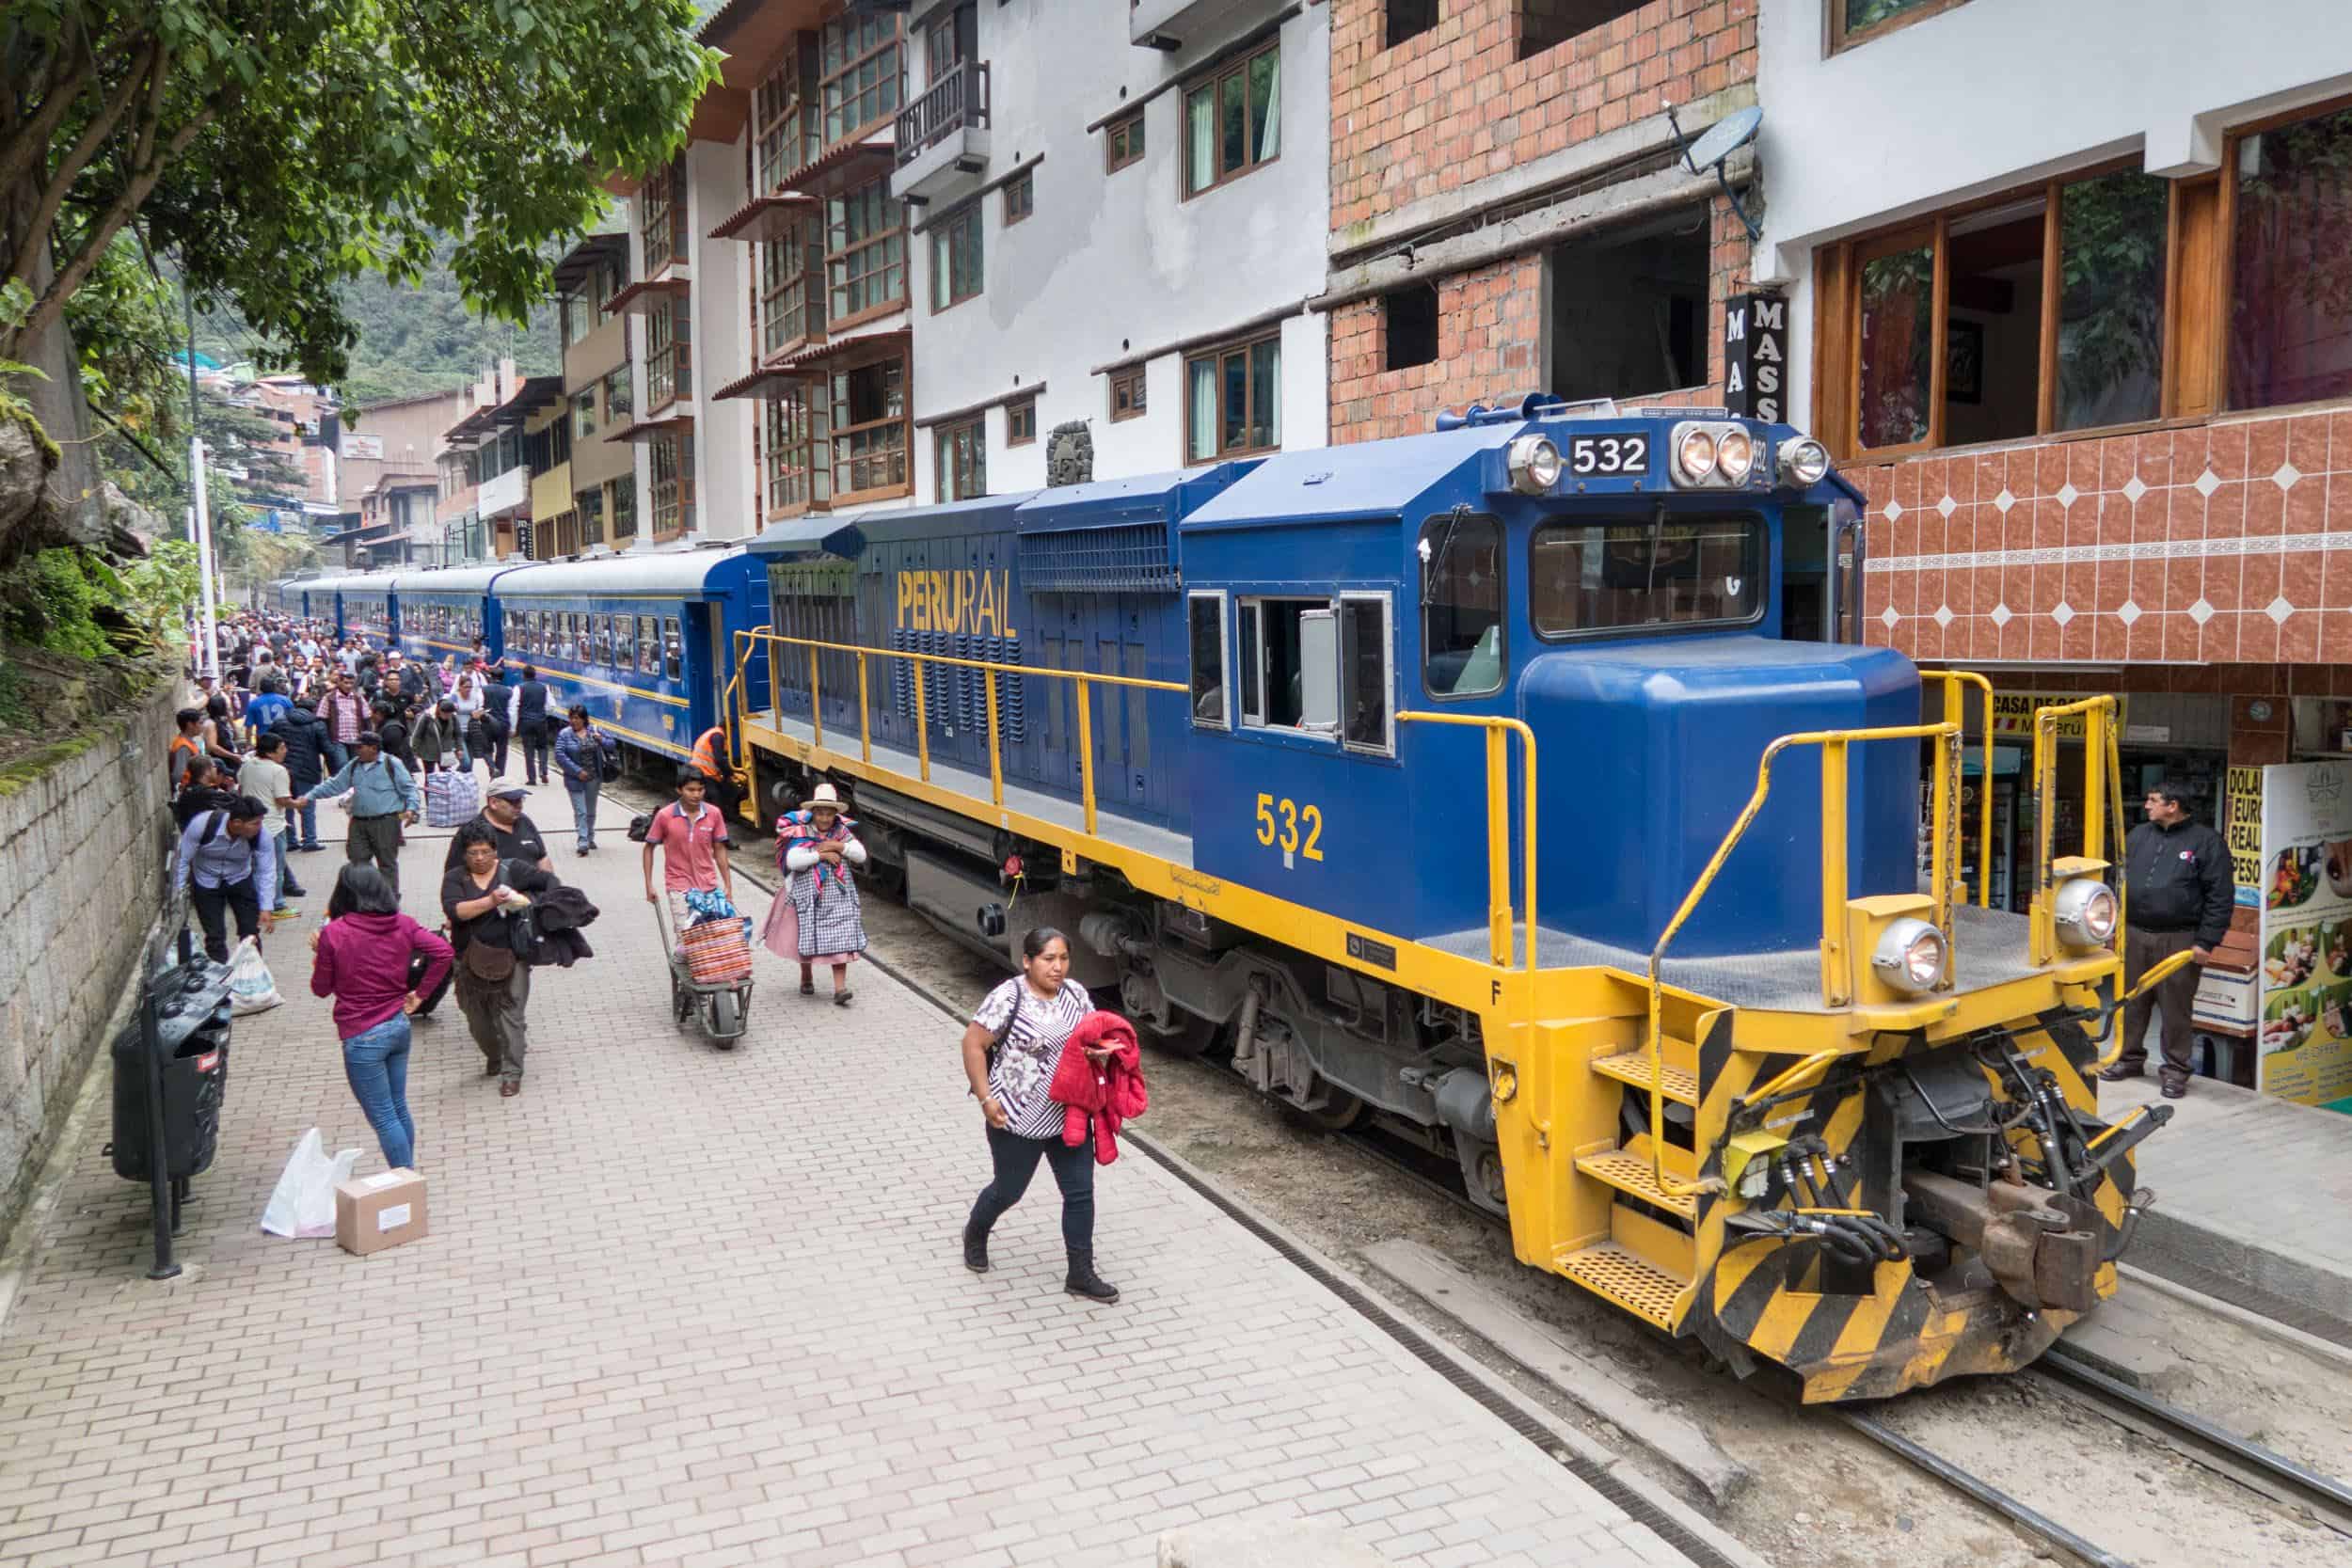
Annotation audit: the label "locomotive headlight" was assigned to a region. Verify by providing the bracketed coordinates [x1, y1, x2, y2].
[1716, 429, 1756, 483]
[1675, 427, 1717, 483]
[1506, 434, 1564, 495]
[2053, 878, 2120, 951]
[1778, 436, 1832, 488]
[1871, 916, 1948, 994]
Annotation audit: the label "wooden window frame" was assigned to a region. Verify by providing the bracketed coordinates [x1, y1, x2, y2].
[1003, 169, 1034, 227]
[1827, 0, 1974, 55]
[1184, 330, 1282, 463]
[1812, 156, 2187, 459]
[646, 293, 692, 411]
[1109, 366, 1147, 421]
[650, 428, 696, 541]
[930, 204, 983, 313]
[827, 179, 908, 327]
[755, 47, 818, 196]
[1105, 109, 1144, 174]
[819, 12, 903, 149]
[642, 157, 688, 276]
[1006, 394, 1037, 447]
[829, 351, 912, 507]
[764, 378, 832, 518]
[761, 216, 824, 357]
[1181, 40, 1279, 200]
[934, 415, 987, 502]
[1187, 590, 1231, 732]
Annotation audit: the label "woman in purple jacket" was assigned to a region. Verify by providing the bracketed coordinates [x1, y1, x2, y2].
[310, 865, 453, 1170]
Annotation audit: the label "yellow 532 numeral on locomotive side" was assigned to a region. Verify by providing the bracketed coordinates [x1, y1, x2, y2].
[1253, 793, 1325, 863]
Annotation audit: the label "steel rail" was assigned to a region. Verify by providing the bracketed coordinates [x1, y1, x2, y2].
[1833, 1411, 2135, 1568]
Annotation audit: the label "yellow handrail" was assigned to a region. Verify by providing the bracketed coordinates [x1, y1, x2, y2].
[731, 627, 1186, 832]
[2091, 949, 2201, 1071]
[2028, 695, 2121, 966]
[1644, 719, 1963, 1199]
[1931, 670, 1996, 907]
[1394, 713, 1538, 973]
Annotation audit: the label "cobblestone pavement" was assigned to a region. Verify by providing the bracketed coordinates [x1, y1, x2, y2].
[0, 782, 1693, 1568]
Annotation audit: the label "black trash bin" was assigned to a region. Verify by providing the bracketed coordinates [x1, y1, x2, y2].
[110, 960, 234, 1182]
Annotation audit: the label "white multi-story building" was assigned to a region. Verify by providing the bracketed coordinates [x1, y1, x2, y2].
[598, 0, 1330, 548]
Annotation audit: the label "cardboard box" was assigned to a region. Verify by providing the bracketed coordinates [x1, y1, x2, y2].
[335, 1168, 428, 1257]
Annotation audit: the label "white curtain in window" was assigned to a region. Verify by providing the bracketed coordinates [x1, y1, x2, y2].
[1189, 359, 1216, 463]
[1186, 87, 1215, 195]
[1254, 50, 1279, 163]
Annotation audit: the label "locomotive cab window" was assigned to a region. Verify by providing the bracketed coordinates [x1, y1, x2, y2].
[1339, 594, 1393, 756]
[1420, 511, 1503, 697]
[1238, 597, 1337, 736]
[1530, 514, 1765, 637]
[1187, 591, 1229, 728]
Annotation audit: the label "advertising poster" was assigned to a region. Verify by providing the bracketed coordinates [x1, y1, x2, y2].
[2194, 768, 2265, 1037]
[2255, 761, 2352, 1113]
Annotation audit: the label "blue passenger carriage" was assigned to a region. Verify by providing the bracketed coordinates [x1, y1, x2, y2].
[392, 565, 511, 668]
[493, 549, 771, 768]
[737, 396, 2168, 1404]
[323, 572, 399, 648]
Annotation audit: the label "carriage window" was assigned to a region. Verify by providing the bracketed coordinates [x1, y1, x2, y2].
[1339, 594, 1392, 755]
[663, 616, 684, 681]
[1530, 515, 1764, 637]
[1238, 603, 1262, 724]
[593, 614, 613, 665]
[1421, 511, 1503, 697]
[1187, 592, 1227, 728]
[613, 615, 636, 671]
[639, 614, 660, 673]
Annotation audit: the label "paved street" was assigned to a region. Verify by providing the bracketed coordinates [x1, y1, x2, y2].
[0, 781, 1692, 1568]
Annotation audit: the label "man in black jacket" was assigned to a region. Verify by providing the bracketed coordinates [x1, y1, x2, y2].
[2104, 779, 2233, 1098]
[270, 697, 329, 850]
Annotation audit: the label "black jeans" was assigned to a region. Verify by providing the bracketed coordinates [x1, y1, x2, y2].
[518, 724, 550, 784]
[969, 1125, 1094, 1254]
[190, 877, 261, 963]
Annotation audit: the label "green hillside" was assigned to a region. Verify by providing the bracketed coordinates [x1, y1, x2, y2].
[195, 244, 561, 404]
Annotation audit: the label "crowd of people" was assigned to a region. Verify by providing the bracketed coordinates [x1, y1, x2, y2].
[176, 605, 1127, 1304]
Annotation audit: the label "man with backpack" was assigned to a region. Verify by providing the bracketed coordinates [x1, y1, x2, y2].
[174, 795, 278, 963]
[299, 731, 420, 898]
[271, 695, 329, 852]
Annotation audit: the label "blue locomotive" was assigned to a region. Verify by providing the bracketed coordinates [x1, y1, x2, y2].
[734, 398, 2164, 1402]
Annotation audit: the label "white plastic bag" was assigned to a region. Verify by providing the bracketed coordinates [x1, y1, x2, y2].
[227, 936, 282, 1015]
[259, 1129, 361, 1238]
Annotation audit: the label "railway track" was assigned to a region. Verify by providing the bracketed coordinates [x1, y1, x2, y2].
[676, 791, 2351, 1568]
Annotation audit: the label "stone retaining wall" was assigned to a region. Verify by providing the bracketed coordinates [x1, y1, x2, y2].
[0, 670, 180, 1237]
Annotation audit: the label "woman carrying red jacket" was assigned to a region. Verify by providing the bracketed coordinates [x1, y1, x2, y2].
[1047, 1012, 1147, 1164]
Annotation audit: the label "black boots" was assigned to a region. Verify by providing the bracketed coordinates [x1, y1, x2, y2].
[1064, 1249, 1120, 1304]
[962, 1216, 991, 1274]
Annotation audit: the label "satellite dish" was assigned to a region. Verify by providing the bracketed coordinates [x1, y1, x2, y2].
[1682, 105, 1762, 175]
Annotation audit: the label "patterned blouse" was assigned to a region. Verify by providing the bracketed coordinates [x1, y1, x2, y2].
[973, 976, 1093, 1139]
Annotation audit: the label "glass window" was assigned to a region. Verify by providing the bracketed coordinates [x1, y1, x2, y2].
[2230, 102, 2352, 411]
[593, 614, 613, 665]
[1238, 598, 1333, 732]
[828, 180, 907, 320]
[1420, 512, 1503, 696]
[1857, 241, 1933, 450]
[638, 615, 660, 673]
[930, 204, 982, 311]
[1835, 0, 1963, 52]
[663, 616, 684, 682]
[1006, 396, 1037, 447]
[820, 11, 902, 145]
[1105, 110, 1144, 174]
[1530, 516, 1764, 637]
[1003, 170, 1033, 226]
[610, 477, 636, 541]
[1185, 333, 1280, 462]
[762, 216, 824, 355]
[1184, 41, 1279, 196]
[574, 391, 596, 438]
[935, 416, 986, 501]
[604, 366, 631, 422]
[1339, 595, 1391, 754]
[1110, 368, 1146, 421]
[2058, 170, 2168, 430]
[1187, 593, 1226, 728]
[831, 356, 909, 499]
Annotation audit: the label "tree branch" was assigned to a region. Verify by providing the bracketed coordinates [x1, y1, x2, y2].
[0, 14, 98, 200]
[4, 40, 159, 293]
[11, 55, 230, 360]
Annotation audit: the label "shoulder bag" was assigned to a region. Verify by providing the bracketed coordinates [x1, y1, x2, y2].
[983, 985, 1023, 1072]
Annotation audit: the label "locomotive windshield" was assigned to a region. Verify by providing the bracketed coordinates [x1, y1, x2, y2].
[1420, 512, 1503, 697]
[1530, 514, 1762, 636]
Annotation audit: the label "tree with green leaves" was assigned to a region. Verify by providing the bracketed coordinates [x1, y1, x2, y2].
[0, 0, 717, 566]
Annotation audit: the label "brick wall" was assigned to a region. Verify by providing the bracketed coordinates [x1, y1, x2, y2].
[0, 673, 178, 1239]
[1328, 196, 1751, 445]
[1854, 403, 2352, 669]
[1329, 0, 1757, 231]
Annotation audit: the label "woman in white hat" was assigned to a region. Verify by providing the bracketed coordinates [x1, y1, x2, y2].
[761, 781, 869, 1004]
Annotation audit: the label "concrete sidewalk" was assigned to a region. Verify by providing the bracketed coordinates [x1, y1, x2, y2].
[2103, 1071, 2352, 1343]
[0, 781, 1698, 1568]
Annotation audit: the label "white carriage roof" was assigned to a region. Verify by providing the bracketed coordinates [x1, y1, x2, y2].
[491, 546, 751, 599]
[390, 565, 519, 595]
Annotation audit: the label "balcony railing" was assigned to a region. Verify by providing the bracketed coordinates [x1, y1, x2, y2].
[895, 60, 989, 166]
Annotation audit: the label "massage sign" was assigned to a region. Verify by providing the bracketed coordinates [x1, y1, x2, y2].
[2251, 761, 2352, 1113]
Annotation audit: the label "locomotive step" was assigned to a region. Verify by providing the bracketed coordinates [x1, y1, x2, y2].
[1575, 1150, 1701, 1219]
[1560, 1242, 1685, 1328]
[1589, 1050, 1700, 1106]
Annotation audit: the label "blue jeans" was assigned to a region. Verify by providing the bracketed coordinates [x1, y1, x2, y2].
[968, 1125, 1095, 1254]
[565, 776, 600, 847]
[295, 798, 320, 849]
[323, 739, 349, 774]
[277, 827, 306, 898]
[342, 1014, 416, 1170]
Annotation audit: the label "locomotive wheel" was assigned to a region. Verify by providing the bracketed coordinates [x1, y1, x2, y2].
[1142, 1012, 1219, 1058]
[1282, 1088, 1364, 1133]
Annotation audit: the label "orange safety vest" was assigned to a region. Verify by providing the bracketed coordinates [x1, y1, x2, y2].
[691, 727, 725, 780]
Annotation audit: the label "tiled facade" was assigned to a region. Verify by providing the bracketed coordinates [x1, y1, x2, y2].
[1857, 405, 2352, 672]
